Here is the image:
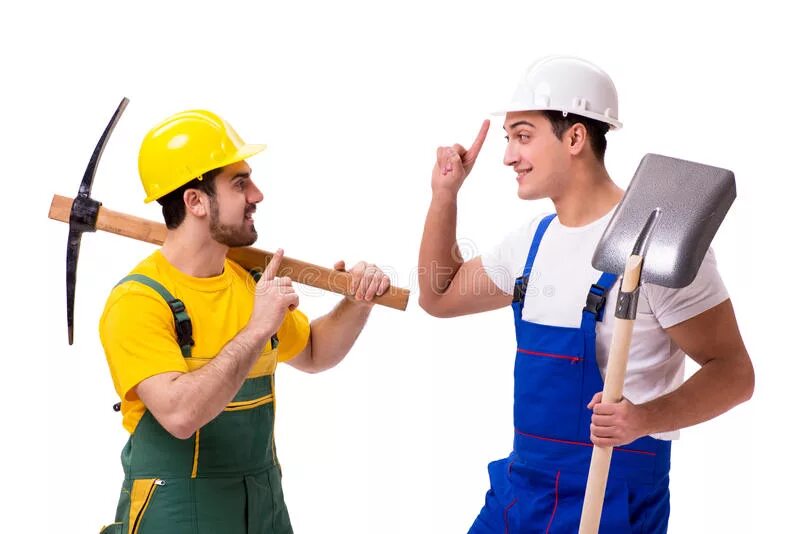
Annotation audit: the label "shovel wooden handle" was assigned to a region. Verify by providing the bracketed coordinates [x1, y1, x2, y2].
[49, 194, 409, 311]
[578, 255, 643, 534]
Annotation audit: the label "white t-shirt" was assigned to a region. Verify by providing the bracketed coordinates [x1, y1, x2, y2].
[481, 208, 729, 440]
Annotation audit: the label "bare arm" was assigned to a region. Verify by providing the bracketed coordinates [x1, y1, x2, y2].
[418, 120, 510, 317]
[288, 261, 390, 373]
[135, 250, 298, 439]
[589, 299, 755, 446]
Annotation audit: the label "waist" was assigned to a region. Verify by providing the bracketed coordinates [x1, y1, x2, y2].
[513, 429, 671, 485]
[124, 400, 278, 479]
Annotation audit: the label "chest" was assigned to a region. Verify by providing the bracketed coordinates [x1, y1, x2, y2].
[518, 228, 652, 328]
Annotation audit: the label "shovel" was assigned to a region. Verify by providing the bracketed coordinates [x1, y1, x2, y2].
[578, 153, 736, 533]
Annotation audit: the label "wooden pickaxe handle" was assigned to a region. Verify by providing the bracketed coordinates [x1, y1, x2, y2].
[49, 194, 409, 311]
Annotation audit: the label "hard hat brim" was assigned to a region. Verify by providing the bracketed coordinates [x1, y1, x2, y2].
[230, 143, 268, 166]
[490, 106, 622, 130]
[143, 143, 268, 203]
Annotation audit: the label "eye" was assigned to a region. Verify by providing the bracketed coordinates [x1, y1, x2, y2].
[518, 133, 531, 142]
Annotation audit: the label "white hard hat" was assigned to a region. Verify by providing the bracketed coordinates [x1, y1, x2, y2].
[494, 56, 622, 129]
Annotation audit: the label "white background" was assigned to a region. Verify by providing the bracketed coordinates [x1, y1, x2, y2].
[1, 1, 795, 532]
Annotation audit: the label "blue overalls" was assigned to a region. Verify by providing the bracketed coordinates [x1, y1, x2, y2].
[469, 214, 671, 534]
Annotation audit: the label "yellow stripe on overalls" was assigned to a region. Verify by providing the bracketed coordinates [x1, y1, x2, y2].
[184, 351, 277, 378]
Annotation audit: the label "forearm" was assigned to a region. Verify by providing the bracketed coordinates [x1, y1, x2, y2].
[418, 193, 463, 307]
[637, 352, 754, 435]
[298, 298, 373, 373]
[165, 327, 270, 437]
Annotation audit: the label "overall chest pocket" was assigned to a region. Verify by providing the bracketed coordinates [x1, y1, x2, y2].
[513, 323, 588, 441]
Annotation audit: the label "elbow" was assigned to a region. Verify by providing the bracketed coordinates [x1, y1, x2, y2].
[294, 346, 333, 375]
[168, 424, 197, 441]
[729, 352, 755, 405]
[741, 361, 755, 403]
[159, 412, 198, 440]
[300, 355, 326, 374]
[418, 294, 453, 318]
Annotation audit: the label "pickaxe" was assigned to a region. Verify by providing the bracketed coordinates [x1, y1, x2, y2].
[51, 98, 409, 344]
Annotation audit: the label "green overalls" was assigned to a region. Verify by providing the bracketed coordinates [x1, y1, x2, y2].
[100, 275, 292, 534]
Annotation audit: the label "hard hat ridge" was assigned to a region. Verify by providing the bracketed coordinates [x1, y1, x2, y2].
[495, 55, 622, 130]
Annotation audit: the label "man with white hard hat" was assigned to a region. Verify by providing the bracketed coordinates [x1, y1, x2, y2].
[418, 56, 754, 532]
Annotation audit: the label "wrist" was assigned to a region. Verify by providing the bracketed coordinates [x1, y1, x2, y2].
[341, 296, 375, 313]
[431, 189, 458, 204]
[243, 322, 275, 348]
[634, 401, 659, 437]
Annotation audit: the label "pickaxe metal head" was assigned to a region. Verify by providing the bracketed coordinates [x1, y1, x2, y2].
[66, 97, 129, 344]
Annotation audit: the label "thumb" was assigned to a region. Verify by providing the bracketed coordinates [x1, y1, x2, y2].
[587, 391, 603, 409]
[333, 260, 346, 272]
[264, 249, 285, 281]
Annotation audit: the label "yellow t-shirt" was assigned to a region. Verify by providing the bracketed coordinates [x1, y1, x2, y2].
[99, 250, 310, 433]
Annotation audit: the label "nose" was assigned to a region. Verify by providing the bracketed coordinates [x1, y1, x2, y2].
[503, 142, 518, 167]
[248, 182, 264, 204]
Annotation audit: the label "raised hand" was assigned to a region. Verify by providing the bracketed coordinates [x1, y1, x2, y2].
[431, 119, 490, 196]
[250, 249, 299, 338]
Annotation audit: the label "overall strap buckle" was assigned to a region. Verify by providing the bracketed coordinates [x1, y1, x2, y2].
[583, 283, 609, 321]
[116, 274, 196, 357]
[168, 299, 195, 357]
[513, 276, 528, 303]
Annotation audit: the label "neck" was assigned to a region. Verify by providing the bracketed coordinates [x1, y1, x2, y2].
[160, 222, 228, 278]
[551, 159, 624, 227]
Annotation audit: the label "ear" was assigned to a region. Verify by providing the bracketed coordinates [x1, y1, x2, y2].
[565, 123, 588, 156]
[183, 189, 209, 218]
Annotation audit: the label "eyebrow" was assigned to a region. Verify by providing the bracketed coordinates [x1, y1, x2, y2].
[229, 172, 251, 181]
[503, 120, 537, 131]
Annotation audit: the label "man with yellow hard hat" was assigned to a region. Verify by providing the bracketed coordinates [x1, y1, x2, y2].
[98, 110, 389, 534]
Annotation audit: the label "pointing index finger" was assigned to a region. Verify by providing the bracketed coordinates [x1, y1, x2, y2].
[263, 249, 284, 281]
[465, 119, 490, 162]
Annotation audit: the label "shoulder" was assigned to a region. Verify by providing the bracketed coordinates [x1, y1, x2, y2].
[480, 212, 552, 293]
[100, 253, 177, 327]
[642, 247, 729, 328]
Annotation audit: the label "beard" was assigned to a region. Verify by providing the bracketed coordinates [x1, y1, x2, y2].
[208, 196, 258, 247]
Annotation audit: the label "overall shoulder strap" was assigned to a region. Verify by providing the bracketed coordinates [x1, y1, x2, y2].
[514, 214, 557, 303]
[522, 214, 557, 279]
[582, 272, 619, 325]
[116, 274, 194, 357]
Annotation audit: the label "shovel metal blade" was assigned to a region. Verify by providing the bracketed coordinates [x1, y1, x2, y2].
[592, 154, 736, 289]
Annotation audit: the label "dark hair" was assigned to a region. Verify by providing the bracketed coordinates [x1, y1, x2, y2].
[157, 167, 224, 229]
[542, 110, 610, 161]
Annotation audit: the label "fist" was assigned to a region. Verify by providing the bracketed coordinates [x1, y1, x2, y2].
[334, 260, 390, 305]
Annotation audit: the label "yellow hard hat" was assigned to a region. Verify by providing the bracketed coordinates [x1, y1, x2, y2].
[138, 109, 266, 203]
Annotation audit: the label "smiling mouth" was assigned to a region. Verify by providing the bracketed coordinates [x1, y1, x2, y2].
[516, 169, 531, 181]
